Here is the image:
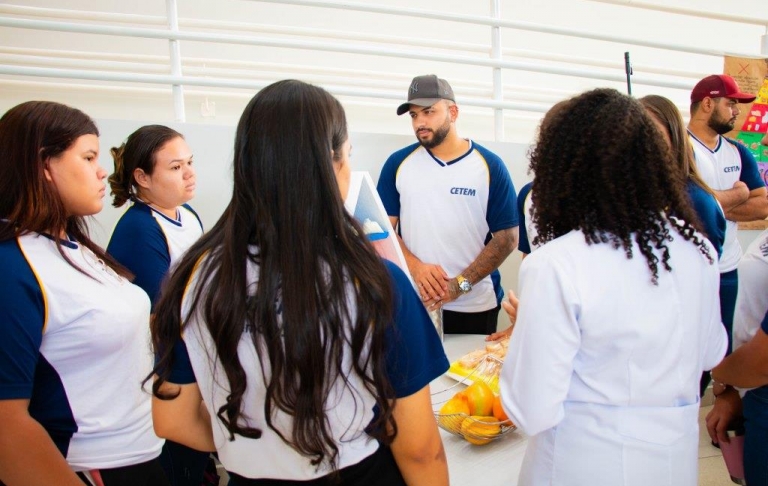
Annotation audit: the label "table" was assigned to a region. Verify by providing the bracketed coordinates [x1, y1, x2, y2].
[431, 334, 528, 486]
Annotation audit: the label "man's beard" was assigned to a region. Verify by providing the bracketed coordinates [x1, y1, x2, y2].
[417, 116, 451, 149]
[708, 112, 736, 135]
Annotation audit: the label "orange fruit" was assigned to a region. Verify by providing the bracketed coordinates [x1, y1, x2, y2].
[460, 416, 501, 445]
[464, 381, 494, 417]
[437, 394, 470, 434]
[492, 395, 512, 425]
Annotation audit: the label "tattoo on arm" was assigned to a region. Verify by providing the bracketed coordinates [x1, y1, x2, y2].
[462, 227, 519, 284]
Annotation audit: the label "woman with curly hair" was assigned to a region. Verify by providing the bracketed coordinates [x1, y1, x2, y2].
[148, 80, 449, 485]
[499, 88, 727, 486]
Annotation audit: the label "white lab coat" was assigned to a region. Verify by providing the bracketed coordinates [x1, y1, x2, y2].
[500, 226, 727, 486]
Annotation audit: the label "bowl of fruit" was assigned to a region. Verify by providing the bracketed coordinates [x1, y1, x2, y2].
[433, 380, 516, 445]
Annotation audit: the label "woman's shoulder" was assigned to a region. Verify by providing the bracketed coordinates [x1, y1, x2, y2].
[527, 230, 586, 258]
[685, 181, 717, 205]
[112, 202, 157, 233]
[381, 259, 409, 284]
[0, 236, 43, 291]
[109, 203, 164, 246]
[180, 204, 204, 231]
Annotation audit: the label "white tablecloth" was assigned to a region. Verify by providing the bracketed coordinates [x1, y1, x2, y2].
[431, 334, 528, 486]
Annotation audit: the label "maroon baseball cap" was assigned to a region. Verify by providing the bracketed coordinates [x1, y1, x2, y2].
[690, 74, 756, 103]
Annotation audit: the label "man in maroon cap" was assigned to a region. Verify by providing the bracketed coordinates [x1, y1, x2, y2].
[687, 74, 768, 370]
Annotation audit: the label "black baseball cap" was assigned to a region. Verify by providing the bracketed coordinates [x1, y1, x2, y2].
[396, 75, 455, 116]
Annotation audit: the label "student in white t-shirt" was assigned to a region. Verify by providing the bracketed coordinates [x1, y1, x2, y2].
[0, 101, 166, 485]
[148, 80, 449, 485]
[106, 125, 207, 486]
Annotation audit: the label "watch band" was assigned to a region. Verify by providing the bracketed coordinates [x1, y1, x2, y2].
[457, 275, 472, 294]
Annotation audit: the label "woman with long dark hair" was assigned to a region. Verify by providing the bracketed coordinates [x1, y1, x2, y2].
[0, 101, 166, 485]
[639, 95, 725, 258]
[106, 125, 209, 486]
[499, 88, 727, 485]
[640, 94, 727, 399]
[150, 80, 449, 485]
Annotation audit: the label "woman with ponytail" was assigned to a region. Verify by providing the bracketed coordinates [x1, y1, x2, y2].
[0, 101, 166, 485]
[107, 125, 202, 309]
[106, 125, 208, 485]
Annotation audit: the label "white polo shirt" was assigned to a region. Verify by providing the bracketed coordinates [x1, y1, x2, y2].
[689, 133, 765, 272]
[377, 141, 518, 313]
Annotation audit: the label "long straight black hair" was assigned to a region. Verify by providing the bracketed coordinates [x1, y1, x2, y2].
[151, 80, 396, 470]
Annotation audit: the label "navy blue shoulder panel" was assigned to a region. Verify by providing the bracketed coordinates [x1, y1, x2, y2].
[725, 138, 764, 190]
[473, 142, 518, 232]
[0, 238, 45, 399]
[107, 203, 171, 308]
[686, 182, 725, 258]
[376, 142, 422, 218]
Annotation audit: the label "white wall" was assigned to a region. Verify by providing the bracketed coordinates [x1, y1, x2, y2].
[93, 116, 765, 333]
[4, 0, 767, 330]
[1, 0, 766, 143]
[92, 119, 527, 246]
[90, 117, 530, 332]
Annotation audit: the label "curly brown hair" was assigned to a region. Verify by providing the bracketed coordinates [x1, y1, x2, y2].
[530, 88, 713, 283]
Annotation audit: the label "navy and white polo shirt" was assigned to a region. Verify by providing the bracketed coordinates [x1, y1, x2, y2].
[108, 200, 203, 308]
[377, 141, 518, 312]
[0, 232, 162, 471]
[167, 257, 449, 480]
[689, 133, 765, 272]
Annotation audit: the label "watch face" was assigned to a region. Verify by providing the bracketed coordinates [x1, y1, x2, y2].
[459, 279, 471, 293]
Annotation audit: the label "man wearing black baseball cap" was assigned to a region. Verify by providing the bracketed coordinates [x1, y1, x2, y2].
[395, 74, 456, 116]
[687, 74, 768, 362]
[376, 74, 519, 335]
